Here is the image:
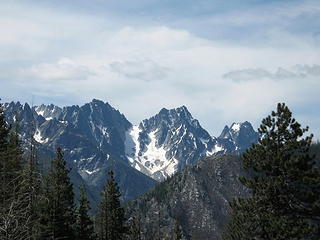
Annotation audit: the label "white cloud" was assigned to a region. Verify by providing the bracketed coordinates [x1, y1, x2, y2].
[19, 58, 94, 81]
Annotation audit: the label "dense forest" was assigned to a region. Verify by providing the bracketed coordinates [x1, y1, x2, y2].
[0, 102, 319, 240]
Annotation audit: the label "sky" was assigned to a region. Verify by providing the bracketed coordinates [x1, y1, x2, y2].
[0, 0, 320, 138]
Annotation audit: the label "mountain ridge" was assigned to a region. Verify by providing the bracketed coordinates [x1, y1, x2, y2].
[3, 99, 259, 203]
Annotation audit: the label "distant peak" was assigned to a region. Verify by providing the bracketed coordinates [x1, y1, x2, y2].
[159, 108, 169, 114]
[223, 125, 229, 131]
[176, 105, 193, 119]
[23, 102, 31, 110]
[170, 105, 188, 113]
[242, 121, 252, 127]
[157, 105, 193, 121]
[91, 99, 105, 105]
[229, 121, 253, 131]
[219, 122, 254, 139]
[176, 105, 188, 111]
[91, 99, 116, 109]
[219, 125, 231, 138]
[230, 123, 241, 132]
[8, 101, 22, 107]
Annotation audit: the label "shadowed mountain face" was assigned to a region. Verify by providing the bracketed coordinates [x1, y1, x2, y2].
[125, 155, 249, 240]
[3, 100, 156, 203]
[3, 99, 259, 202]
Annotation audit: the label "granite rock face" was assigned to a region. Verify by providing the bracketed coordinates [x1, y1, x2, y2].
[125, 155, 249, 240]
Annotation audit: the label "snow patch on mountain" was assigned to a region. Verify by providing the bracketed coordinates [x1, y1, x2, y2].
[142, 130, 167, 172]
[231, 123, 240, 132]
[206, 144, 224, 156]
[125, 127, 179, 180]
[125, 125, 141, 161]
[33, 129, 48, 144]
[83, 168, 100, 175]
[79, 156, 95, 162]
[36, 109, 45, 117]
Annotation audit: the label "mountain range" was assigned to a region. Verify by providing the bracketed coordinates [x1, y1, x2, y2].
[3, 99, 259, 202]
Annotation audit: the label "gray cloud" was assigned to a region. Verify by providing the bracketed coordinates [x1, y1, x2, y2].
[109, 59, 169, 82]
[223, 68, 272, 82]
[223, 64, 320, 82]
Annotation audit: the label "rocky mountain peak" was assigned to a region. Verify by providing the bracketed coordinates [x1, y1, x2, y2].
[35, 103, 62, 121]
[219, 125, 230, 139]
[218, 121, 259, 152]
[124, 106, 261, 182]
[142, 105, 198, 132]
[126, 106, 216, 181]
[91, 98, 105, 105]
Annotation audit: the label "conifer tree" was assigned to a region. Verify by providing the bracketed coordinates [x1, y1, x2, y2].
[10, 116, 38, 240]
[0, 103, 28, 239]
[127, 216, 141, 240]
[97, 170, 126, 240]
[95, 204, 106, 240]
[76, 183, 95, 240]
[38, 147, 76, 239]
[224, 103, 320, 240]
[22, 137, 42, 240]
[7, 115, 23, 181]
[0, 102, 12, 203]
[173, 220, 183, 240]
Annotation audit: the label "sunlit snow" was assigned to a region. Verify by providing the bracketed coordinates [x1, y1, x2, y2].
[33, 129, 48, 144]
[83, 168, 100, 175]
[206, 144, 224, 156]
[231, 123, 241, 132]
[125, 125, 141, 159]
[125, 127, 178, 179]
[36, 110, 45, 117]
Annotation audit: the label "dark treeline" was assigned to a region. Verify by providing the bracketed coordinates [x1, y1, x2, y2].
[0, 101, 182, 240]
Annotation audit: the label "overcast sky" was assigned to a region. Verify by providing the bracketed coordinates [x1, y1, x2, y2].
[1, 0, 319, 138]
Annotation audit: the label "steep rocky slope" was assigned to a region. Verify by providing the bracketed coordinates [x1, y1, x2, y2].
[126, 155, 249, 240]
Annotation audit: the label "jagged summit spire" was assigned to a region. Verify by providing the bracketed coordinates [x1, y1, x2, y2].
[90, 98, 105, 105]
[218, 121, 259, 152]
[157, 105, 193, 121]
[159, 105, 190, 114]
